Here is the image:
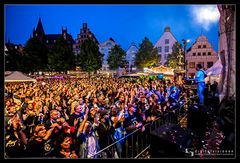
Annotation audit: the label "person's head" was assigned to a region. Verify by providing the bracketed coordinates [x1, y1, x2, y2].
[196, 64, 202, 71]
[128, 104, 136, 113]
[33, 124, 47, 139]
[119, 94, 125, 103]
[99, 109, 109, 121]
[83, 121, 93, 135]
[50, 109, 60, 121]
[27, 101, 34, 110]
[140, 95, 146, 103]
[59, 136, 71, 150]
[74, 105, 83, 113]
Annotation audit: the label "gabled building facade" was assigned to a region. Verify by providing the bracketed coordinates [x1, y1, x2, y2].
[154, 26, 177, 65]
[73, 23, 99, 55]
[98, 38, 116, 71]
[186, 34, 218, 78]
[33, 18, 75, 50]
[126, 42, 138, 71]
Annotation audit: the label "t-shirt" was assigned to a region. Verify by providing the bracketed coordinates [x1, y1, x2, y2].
[26, 139, 54, 157]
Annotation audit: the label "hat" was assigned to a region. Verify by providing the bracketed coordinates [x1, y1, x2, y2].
[99, 109, 109, 118]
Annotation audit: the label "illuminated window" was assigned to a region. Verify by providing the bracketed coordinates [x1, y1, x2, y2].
[189, 62, 195, 68]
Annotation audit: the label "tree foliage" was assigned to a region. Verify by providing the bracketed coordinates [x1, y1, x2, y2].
[5, 45, 24, 71]
[165, 42, 183, 69]
[23, 37, 49, 72]
[79, 38, 103, 73]
[134, 37, 159, 68]
[48, 36, 75, 72]
[107, 45, 127, 70]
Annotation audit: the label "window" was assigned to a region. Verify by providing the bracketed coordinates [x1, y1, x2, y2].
[106, 42, 112, 46]
[203, 45, 206, 48]
[207, 62, 213, 68]
[189, 62, 195, 68]
[208, 52, 211, 56]
[189, 73, 195, 78]
[165, 54, 168, 60]
[165, 39, 169, 44]
[193, 53, 196, 56]
[158, 47, 162, 53]
[198, 52, 201, 56]
[203, 52, 206, 56]
[198, 45, 201, 48]
[198, 62, 204, 68]
[165, 46, 169, 52]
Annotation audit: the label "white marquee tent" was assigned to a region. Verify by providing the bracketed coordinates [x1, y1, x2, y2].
[205, 60, 223, 84]
[205, 60, 223, 76]
[5, 71, 37, 83]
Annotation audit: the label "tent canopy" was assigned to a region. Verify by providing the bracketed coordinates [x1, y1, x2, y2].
[147, 65, 174, 75]
[5, 71, 36, 83]
[205, 60, 223, 76]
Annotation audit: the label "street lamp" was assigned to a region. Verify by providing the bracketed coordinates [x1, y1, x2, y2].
[182, 39, 190, 77]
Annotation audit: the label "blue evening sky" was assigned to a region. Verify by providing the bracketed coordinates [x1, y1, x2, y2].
[5, 4, 220, 51]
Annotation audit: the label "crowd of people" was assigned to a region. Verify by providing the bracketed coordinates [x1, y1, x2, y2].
[4, 76, 200, 158]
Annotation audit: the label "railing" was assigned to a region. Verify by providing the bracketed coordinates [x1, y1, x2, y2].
[92, 116, 163, 159]
[92, 101, 190, 159]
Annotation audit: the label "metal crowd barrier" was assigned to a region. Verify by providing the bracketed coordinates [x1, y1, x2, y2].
[92, 117, 163, 158]
[92, 104, 189, 159]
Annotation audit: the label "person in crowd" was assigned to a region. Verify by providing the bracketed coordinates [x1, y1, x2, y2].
[55, 134, 78, 158]
[5, 113, 27, 158]
[211, 81, 218, 97]
[195, 64, 206, 106]
[26, 123, 61, 157]
[97, 109, 115, 158]
[76, 108, 99, 158]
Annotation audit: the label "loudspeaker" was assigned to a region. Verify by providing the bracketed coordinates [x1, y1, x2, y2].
[187, 104, 208, 137]
[150, 123, 190, 158]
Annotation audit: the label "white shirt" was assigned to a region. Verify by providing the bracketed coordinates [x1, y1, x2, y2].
[87, 136, 97, 158]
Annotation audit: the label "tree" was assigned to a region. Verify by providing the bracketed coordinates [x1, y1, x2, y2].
[48, 36, 75, 73]
[5, 45, 24, 71]
[107, 45, 127, 71]
[79, 38, 103, 76]
[165, 42, 183, 69]
[134, 37, 159, 68]
[23, 37, 49, 72]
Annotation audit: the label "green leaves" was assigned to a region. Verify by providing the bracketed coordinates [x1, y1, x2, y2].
[79, 39, 103, 73]
[24, 37, 49, 72]
[48, 36, 75, 72]
[107, 45, 126, 70]
[134, 37, 159, 68]
[165, 42, 183, 69]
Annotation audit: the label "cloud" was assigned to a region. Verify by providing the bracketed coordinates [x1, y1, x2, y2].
[190, 5, 220, 31]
